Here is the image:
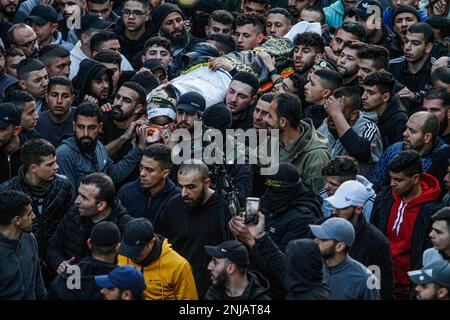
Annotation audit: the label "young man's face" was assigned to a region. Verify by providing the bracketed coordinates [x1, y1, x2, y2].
[34, 154, 59, 182]
[429, 219, 450, 252]
[17, 204, 35, 233]
[393, 13, 418, 42]
[337, 47, 359, 78]
[423, 98, 448, 135]
[122, 0, 149, 32]
[31, 22, 56, 45]
[304, 72, 326, 104]
[314, 238, 338, 259]
[160, 11, 185, 39]
[288, 0, 312, 19]
[362, 85, 385, 111]
[330, 29, 359, 56]
[21, 100, 39, 130]
[263, 99, 281, 130]
[20, 68, 49, 99]
[266, 13, 291, 36]
[0, 0, 19, 18]
[178, 171, 210, 210]
[5, 53, 25, 77]
[253, 98, 270, 130]
[46, 56, 71, 78]
[389, 170, 417, 197]
[75, 183, 101, 217]
[225, 80, 256, 115]
[90, 73, 110, 100]
[142, 45, 172, 67]
[87, 0, 112, 21]
[205, 20, 233, 36]
[0, 124, 16, 147]
[293, 45, 319, 74]
[403, 115, 427, 151]
[357, 58, 376, 85]
[243, 1, 268, 16]
[60, 0, 84, 22]
[404, 31, 430, 63]
[323, 175, 343, 196]
[415, 283, 442, 300]
[102, 62, 120, 92]
[112, 85, 140, 121]
[176, 109, 198, 132]
[100, 287, 123, 300]
[273, 77, 295, 94]
[207, 257, 229, 286]
[139, 155, 169, 190]
[73, 115, 102, 153]
[233, 24, 263, 51]
[47, 84, 74, 117]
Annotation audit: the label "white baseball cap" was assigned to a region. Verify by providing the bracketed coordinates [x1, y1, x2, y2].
[325, 180, 371, 209]
[147, 107, 176, 121]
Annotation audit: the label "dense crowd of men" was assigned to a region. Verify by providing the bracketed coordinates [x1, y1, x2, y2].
[1, 0, 450, 301]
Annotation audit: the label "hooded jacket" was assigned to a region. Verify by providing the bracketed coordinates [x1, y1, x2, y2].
[56, 136, 142, 190]
[49, 256, 116, 300]
[46, 199, 132, 272]
[72, 59, 114, 106]
[371, 173, 442, 280]
[205, 271, 271, 300]
[155, 192, 232, 298]
[252, 235, 330, 300]
[0, 232, 47, 300]
[117, 177, 180, 223]
[0, 138, 23, 184]
[118, 235, 198, 300]
[0, 173, 75, 265]
[278, 119, 330, 193]
[0, 72, 18, 102]
[323, 0, 345, 30]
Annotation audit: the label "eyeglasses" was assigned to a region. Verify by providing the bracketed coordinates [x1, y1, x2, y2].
[14, 38, 39, 50]
[122, 9, 147, 17]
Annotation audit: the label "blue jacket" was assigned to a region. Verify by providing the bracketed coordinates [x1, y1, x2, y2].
[324, 0, 345, 31]
[56, 136, 142, 189]
[368, 138, 447, 193]
[383, 7, 428, 30]
[117, 178, 180, 224]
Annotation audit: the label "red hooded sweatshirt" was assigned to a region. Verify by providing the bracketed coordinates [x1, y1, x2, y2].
[387, 173, 440, 286]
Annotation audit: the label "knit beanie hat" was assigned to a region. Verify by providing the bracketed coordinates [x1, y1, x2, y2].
[392, 5, 420, 22]
[265, 162, 300, 189]
[152, 3, 185, 31]
[232, 71, 260, 95]
[201, 102, 232, 132]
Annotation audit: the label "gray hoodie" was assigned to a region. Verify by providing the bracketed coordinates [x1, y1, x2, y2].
[56, 136, 142, 189]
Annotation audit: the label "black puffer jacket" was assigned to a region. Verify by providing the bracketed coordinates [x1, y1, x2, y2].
[204, 271, 271, 300]
[49, 256, 116, 300]
[0, 174, 75, 263]
[47, 200, 132, 272]
[377, 94, 408, 151]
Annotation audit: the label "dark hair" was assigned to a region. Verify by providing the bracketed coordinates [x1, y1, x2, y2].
[389, 150, 423, 176]
[235, 13, 265, 34]
[260, 92, 275, 103]
[425, 87, 450, 111]
[48, 76, 74, 94]
[431, 66, 450, 85]
[123, 0, 148, 7]
[302, 5, 326, 25]
[16, 58, 45, 80]
[427, 15, 450, 38]
[90, 222, 121, 257]
[21, 138, 56, 170]
[144, 36, 172, 55]
[408, 22, 435, 45]
[208, 9, 235, 26]
[129, 71, 159, 94]
[293, 31, 325, 54]
[244, 0, 270, 4]
[267, 8, 293, 24]
[142, 143, 172, 170]
[94, 49, 122, 66]
[0, 190, 32, 226]
[321, 156, 358, 180]
[289, 72, 307, 97]
[333, 86, 360, 112]
[418, 111, 440, 141]
[80, 172, 115, 205]
[120, 81, 147, 107]
[356, 44, 390, 70]
[87, 0, 110, 3]
[314, 69, 343, 91]
[431, 207, 450, 233]
[363, 70, 396, 95]
[232, 71, 260, 96]
[274, 92, 301, 128]
[161, 84, 178, 100]
[178, 160, 210, 180]
[8, 90, 35, 110]
[206, 34, 236, 54]
[38, 44, 70, 66]
[90, 30, 118, 54]
[342, 40, 367, 52]
[74, 102, 102, 123]
[337, 21, 367, 42]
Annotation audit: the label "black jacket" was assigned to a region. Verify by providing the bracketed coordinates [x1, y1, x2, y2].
[155, 192, 232, 298]
[377, 94, 408, 151]
[252, 234, 331, 300]
[47, 200, 132, 272]
[0, 140, 22, 184]
[204, 271, 271, 300]
[231, 105, 255, 131]
[303, 104, 327, 129]
[429, 145, 450, 200]
[117, 177, 180, 224]
[370, 186, 442, 271]
[49, 256, 116, 300]
[0, 174, 75, 264]
[314, 215, 394, 300]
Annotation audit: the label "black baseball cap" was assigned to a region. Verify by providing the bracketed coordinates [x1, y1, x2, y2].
[0, 103, 21, 129]
[119, 218, 155, 259]
[205, 240, 249, 268]
[79, 14, 114, 34]
[348, 0, 383, 18]
[90, 221, 121, 247]
[142, 59, 167, 74]
[27, 4, 58, 25]
[176, 91, 206, 114]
